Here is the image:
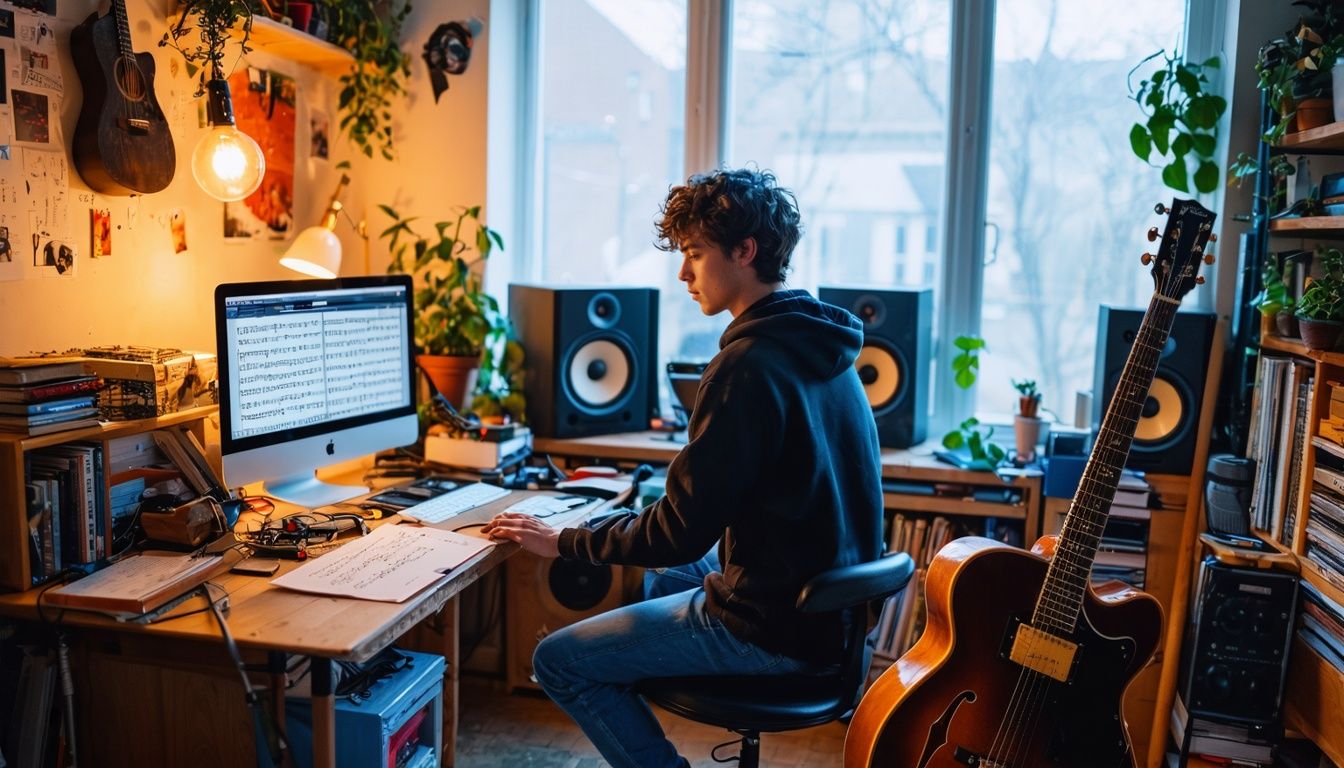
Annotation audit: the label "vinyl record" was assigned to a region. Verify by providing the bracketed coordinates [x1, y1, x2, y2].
[855, 342, 903, 412]
[566, 337, 633, 409]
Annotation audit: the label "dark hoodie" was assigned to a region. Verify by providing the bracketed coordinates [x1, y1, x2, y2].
[557, 289, 883, 664]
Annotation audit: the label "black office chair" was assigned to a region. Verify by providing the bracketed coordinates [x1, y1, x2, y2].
[636, 552, 916, 767]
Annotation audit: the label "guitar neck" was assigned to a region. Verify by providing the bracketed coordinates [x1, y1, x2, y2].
[113, 0, 132, 59]
[1033, 293, 1181, 633]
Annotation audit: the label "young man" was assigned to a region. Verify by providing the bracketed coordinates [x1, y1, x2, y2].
[483, 168, 883, 768]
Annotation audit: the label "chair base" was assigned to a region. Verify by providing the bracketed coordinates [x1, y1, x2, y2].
[711, 730, 760, 768]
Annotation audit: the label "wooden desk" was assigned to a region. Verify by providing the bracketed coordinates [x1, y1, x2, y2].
[535, 433, 1044, 542]
[0, 493, 601, 768]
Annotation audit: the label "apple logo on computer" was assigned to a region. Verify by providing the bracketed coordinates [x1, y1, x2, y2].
[326, 440, 335, 456]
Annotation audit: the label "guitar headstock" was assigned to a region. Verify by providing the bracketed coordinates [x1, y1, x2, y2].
[1142, 199, 1217, 301]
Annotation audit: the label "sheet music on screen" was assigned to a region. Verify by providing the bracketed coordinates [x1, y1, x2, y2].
[223, 285, 412, 440]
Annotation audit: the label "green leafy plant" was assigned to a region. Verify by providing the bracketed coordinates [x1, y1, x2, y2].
[160, 0, 253, 94]
[941, 335, 1005, 470]
[1252, 256, 1294, 318]
[1296, 246, 1344, 321]
[1129, 51, 1227, 194]
[1228, 152, 1295, 214]
[381, 205, 526, 422]
[1253, 3, 1344, 144]
[1013, 379, 1041, 419]
[321, 1, 412, 160]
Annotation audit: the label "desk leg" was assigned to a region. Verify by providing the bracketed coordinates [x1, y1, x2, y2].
[268, 652, 287, 746]
[311, 656, 335, 768]
[445, 596, 460, 768]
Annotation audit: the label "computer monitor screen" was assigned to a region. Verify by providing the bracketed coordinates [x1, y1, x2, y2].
[215, 275, 418, 507]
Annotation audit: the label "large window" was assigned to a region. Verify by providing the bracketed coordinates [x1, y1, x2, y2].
[522, 0, 1211, 426]
[978, 0, 1190, 419]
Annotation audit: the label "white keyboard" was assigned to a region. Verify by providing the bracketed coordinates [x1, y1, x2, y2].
[398, 482, 511, 524]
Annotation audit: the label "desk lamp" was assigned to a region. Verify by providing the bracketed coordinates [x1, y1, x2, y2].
[280, 173, 369, 278]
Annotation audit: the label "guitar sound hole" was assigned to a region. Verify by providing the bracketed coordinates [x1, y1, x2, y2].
[114, 58, 146, 102]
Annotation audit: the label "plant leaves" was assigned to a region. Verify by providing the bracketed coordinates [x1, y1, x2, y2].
[1191, 133, 1216, 157]
[1130, 124, 1152, 160]
[1194, 160, 1219, 193]
[1162, 160, 1189, 192]
[1171, 132, 1192, 158]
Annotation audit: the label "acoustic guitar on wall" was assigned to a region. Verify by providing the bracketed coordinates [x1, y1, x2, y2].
[845, 199, 1218, 768]
[71, 0, 175, 195]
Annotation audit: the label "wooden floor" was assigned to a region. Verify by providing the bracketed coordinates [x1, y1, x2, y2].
[456, 676, 846, 767]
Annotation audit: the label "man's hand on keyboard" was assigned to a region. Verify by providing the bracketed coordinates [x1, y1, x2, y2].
[482, 513, 560, 558]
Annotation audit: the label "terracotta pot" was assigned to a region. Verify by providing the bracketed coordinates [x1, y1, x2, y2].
[1298, 317, 1344, 351]
[417, 353, 479, 409]
[1014, 415, 1049, 463]
[1295, 97, 1334, 133]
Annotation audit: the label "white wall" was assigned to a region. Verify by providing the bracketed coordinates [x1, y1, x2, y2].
[0, 0, 497, 356]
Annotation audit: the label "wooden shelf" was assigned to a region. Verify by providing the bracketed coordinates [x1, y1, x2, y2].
[1280, 121, 1344, 152]
[0, 405, 217, 452]
[167, 12, 354, 76]
[1284, 635, 1344, 766]
[1268, 216, 1344, 239]
[880, 492, 1025, 519]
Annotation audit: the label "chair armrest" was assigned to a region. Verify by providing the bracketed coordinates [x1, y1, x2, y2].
[795, 552, 914, 614]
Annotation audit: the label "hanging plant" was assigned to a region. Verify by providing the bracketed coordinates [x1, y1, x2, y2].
[160, 0, 254, 95]
[320, 0, 413, 160]
[1129, 50, 1227, 194]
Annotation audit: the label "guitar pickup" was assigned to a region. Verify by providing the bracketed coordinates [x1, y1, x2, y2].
[999, 616, 1080, 683]
[121, 118, 151, 135]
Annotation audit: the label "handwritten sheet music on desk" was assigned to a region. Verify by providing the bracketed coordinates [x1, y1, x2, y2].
[269, 524, 493, 602]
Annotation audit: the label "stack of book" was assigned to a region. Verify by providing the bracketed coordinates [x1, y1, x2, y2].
[27, 442, 107, 582]
[1300, 580, 1344, 675]
[424, 423, 531, 473]
[1307, 437, 1344, 594]
[1093, 471, 1154, 589]
[1247, 355, 1314, 542]
[0, 357, 102, 436]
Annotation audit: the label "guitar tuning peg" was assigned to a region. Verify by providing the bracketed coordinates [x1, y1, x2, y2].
[1147, 227, 1159, 242]
[1208, 233, 1218, 243]
[1204, 254, 1216, 265]
[1196, 276, 1206, 285]
[1154, 203, 1168, 215]
[1141, 253, 1153, 265]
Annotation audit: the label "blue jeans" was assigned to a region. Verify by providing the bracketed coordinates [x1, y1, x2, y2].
[532, 556, 814, 768]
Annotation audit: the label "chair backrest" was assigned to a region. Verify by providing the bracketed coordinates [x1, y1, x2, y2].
[795, 552, 915, 708]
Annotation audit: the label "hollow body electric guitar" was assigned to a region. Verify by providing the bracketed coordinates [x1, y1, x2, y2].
[71, 0, 175, 195]
[845, 200, 1217, 768]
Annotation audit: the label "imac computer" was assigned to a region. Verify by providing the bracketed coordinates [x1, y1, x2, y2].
[215, 275, 418, 507]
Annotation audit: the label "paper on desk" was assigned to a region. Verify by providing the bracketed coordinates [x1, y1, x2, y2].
[269, 524, 493, 602]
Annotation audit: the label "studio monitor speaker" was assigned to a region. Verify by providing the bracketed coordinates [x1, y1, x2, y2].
[509, 285, 659, 438]
[818, 286, 931, 448]
[1092, 306, 1217, 475]
[505, 551, 636, 691]
[1180, 557, 1298, 726]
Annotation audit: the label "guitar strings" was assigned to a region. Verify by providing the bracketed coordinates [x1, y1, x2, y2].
[983, 237, 1189, 766]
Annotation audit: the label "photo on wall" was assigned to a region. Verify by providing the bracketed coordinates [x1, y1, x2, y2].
[90, 208, 110, 258]
[223, 67, 296, 241]
[11, 88, 48, 144]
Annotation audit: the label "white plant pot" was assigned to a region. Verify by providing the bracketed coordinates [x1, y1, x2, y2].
[1014, 415, 1050, 463]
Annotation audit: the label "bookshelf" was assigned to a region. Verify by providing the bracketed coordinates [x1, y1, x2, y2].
[165, 11, 355, 76]
[0, 406, 216, 591]
[1240, 330, 1344, 766]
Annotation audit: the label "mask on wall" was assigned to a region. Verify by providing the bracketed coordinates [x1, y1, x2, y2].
[422, 21, 473, 103]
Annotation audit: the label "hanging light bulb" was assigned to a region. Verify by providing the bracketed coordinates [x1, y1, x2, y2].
[192, 79, 265, 202]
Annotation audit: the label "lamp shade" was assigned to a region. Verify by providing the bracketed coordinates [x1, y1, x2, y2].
[280, 225, 342, 278]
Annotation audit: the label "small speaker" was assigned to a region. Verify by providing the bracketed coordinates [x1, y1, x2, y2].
[1092, 306, 1217, 475]
[818, 286, 931, 448]
[1180, 557, 1298, 726]
[509, 285, 659, 438]
[505, 551, 634, 691]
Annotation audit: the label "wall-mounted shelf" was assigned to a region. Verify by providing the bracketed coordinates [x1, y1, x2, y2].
[166, 12, 354, 77]
[1268, 216, 1344, 239]
[1279, 121, 1344, 153]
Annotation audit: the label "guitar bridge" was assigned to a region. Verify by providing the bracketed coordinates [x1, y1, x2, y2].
[122, 117, 150, 135]
[999, 616, 1079, 683]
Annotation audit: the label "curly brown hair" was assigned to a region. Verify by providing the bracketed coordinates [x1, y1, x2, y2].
[654, 168, 802, 284]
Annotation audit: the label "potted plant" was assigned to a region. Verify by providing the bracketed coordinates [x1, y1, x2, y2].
[1011, 379, 1048, 463]
[1253, 253, 1300, 337]
[318, 0, 412, 160]
[1296, 245, 1344, 350]
[380, 204, 524, 421]
[1129, 50, 1227, 193]
[1254, 3, 1344, 144]
[160, 0, 254, 95]
[940, 336, 1006, 471]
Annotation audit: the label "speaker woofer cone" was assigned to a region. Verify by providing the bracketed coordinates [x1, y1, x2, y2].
[564, 335, 635, 413]
[855, 340, 905, 413]
[1103, 371, 1192, 450]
